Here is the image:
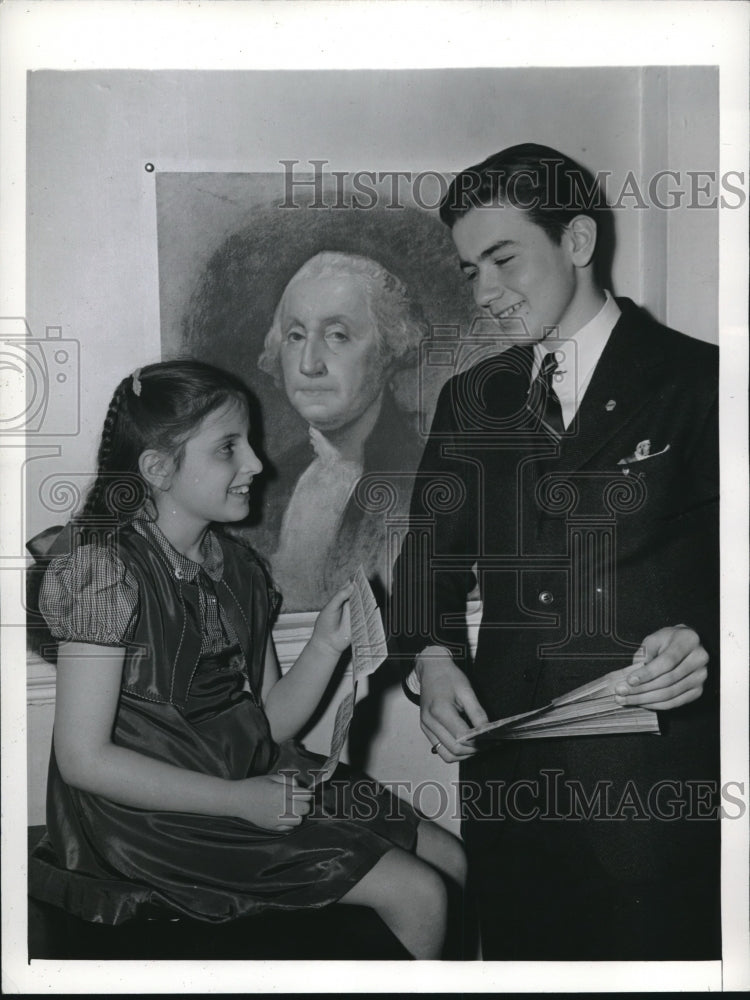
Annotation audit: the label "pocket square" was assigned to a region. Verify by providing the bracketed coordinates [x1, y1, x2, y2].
[617, 439, 671, 466]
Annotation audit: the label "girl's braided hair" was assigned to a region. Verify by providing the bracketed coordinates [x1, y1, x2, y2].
[78, 359, 253, 525]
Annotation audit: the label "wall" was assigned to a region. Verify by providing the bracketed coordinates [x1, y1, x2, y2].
[25, 67, 719, 827]
[640, 66, 720, 335]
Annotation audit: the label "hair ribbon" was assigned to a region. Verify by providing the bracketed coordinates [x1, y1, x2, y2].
[131, 368, 142, 397]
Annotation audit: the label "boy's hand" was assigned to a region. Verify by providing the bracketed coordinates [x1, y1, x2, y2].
[614, 625, 709, 710]
[310, 581, 354, 657]
[419, 651, 488, 762]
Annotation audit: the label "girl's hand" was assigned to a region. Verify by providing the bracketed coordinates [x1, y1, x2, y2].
[230, 773, 314, 832]
[310, 580, 354, 657]
[262, 582, 354, 743]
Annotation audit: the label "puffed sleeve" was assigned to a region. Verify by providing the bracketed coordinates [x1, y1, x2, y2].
[38, 543, 139, 646]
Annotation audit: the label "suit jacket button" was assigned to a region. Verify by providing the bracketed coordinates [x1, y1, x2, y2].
[538, 590, 554, 605]
[523, 668, 533, 682]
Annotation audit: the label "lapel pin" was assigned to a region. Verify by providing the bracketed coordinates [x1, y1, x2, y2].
[605, 400, 616, 412]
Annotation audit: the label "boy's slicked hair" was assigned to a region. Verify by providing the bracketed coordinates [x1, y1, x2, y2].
[439, 142, 609, 245]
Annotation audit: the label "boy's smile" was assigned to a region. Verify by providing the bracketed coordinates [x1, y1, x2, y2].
[451, 203, 601, 344]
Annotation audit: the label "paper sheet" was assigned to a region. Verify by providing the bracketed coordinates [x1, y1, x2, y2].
[459, 661, 660, 744]
[349, 564, 389, 682]
[310, 567, 388, 785]
[310, 687, 357, 787]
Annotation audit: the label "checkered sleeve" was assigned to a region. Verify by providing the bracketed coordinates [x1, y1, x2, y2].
[38, 543, 139, 646]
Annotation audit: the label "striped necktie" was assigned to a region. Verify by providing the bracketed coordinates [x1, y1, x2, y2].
[529, 351, 565, 438]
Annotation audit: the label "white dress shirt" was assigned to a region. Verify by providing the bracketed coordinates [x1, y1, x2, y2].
[531, 291, 621, 428]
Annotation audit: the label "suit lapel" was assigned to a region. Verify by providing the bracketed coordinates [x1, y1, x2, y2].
[554, 299, 672, 471]
[480, 342, 536, 425]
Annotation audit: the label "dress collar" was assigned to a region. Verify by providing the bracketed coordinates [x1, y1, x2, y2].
[132, 512, 224, 583]
[533, 290, 621, 385]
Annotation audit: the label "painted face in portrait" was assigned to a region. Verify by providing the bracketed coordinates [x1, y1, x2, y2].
[451, 202, 596, 344]
[279, 275, 392, 433]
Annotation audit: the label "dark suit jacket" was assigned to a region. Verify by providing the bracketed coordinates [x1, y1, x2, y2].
[391, 298, 719, 885]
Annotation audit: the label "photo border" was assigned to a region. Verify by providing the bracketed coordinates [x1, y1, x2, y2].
[1, 1, 747, 994]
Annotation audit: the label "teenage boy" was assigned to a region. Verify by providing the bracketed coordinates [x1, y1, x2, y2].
[391, 144, 719, 960]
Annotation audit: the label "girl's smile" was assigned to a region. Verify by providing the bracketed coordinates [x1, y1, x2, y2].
[157, 400, 262, 537]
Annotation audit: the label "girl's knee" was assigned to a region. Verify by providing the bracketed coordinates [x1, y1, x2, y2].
[447, 835, 468, 886]
[360, 849, 448, 959]
[378, 849, 447, 918]
[339, 847, 440, 913]
[405, 856, 448, 917]
[338, 848, 449, 959]
[416, 820, 467, 887]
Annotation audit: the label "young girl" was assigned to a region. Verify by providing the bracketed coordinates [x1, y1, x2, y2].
[29, 360, 465, 960]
